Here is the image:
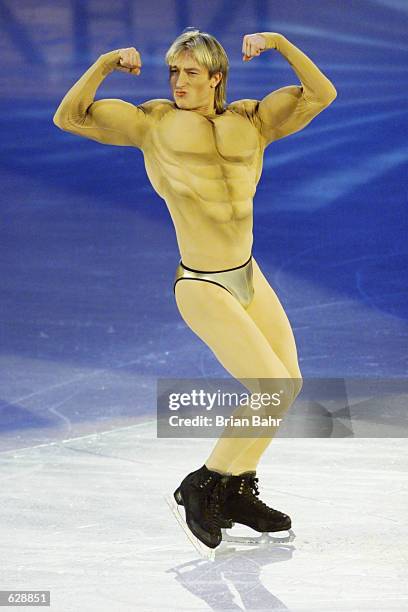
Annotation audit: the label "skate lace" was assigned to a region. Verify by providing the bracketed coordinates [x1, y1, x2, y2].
[204, 478, 228, 529]
[242, 476, 276, 514]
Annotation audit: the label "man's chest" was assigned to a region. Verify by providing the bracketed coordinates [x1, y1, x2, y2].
[152, 110, 261, 164]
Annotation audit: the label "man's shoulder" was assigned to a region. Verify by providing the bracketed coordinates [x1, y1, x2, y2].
[226, 98, 260, 118]
[137, 98, 175, 118]
[226, 99, 262, 133]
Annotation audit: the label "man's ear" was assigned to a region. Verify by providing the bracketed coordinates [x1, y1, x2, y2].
[211, 71, 223, 88]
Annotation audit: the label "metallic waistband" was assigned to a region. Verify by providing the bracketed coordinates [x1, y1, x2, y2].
[179, 254, 253, 275]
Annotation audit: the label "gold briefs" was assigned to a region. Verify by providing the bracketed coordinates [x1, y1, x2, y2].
[173, 254, 255, 310]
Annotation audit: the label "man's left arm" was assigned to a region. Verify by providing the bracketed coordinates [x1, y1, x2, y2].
[250, 32, 337, 145]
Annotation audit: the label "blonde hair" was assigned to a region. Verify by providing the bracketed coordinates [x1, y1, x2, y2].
[165, 28, 229, 114]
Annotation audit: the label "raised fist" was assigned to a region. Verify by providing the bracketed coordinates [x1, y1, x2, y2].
[241, 34, 267, 61]
[115, 47, 142, 75]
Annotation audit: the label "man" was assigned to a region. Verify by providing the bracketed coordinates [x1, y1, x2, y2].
[53, 28, 337, 554]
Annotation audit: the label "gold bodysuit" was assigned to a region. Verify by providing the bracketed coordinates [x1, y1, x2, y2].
[53, 32, 336, 309]
[53, 33, 336, 473]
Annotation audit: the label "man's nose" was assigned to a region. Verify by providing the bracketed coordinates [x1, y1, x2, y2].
[175, 73, 187, 88]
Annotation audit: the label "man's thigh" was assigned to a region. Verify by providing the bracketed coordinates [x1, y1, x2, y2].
[247, 257, 302, 382]
[174, 278, 294, 392]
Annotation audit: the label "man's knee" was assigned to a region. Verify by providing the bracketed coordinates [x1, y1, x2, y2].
[256, 377, 295, 417]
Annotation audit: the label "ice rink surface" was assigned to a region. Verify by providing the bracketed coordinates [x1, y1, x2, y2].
[1, 423, 407, 611]
[1, 0, 408, 609]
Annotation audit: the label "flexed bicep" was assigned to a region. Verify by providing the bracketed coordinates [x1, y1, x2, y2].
[258, 85, 330, 146]
[53, 48, 154, 150]
[76, 98, 150, 148]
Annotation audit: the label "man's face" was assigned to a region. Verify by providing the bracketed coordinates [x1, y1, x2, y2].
[169, 51, 219, 112]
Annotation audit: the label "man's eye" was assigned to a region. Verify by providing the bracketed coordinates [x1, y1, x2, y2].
[170, 70, 197, 75]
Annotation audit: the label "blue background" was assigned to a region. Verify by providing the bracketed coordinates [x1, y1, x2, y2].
[1, 0, 407, 448]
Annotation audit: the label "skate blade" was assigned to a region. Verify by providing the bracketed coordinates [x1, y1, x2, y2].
[221, 527, 296, 545]
[164, 494, 216, 562]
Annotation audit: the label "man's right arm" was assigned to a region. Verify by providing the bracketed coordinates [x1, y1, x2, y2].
[53, 50, 151, 149]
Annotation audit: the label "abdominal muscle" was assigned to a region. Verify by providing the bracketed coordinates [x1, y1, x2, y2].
[164, 192, 254, 271]
[142, 115, 261, 271]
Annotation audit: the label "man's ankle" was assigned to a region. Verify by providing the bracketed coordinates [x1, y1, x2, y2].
[229, 468, 257, 476]
[204, 463, 231, 476]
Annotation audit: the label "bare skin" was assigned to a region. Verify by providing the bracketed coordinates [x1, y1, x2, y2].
[53, 32, 337, 473]
[150, 58, 258, 270]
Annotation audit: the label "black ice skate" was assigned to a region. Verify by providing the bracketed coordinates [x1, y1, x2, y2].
[165, 464, 233, 560]
[219, 471, 296, 545]
[174, 465, 234, 530]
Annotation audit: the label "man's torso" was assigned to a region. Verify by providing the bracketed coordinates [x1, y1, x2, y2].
[141, 100, 266, 270]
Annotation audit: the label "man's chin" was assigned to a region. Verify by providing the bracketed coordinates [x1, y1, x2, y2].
[175, 99, 190, 110]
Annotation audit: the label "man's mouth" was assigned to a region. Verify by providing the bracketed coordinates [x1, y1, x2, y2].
[175, 91, 187, 97]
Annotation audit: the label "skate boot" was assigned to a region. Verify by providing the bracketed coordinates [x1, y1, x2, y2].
[166, 464, 231, 557]
[219, 471, 295, 545]
[174, 465, 234, 530]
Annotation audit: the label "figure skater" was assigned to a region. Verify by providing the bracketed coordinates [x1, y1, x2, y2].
[53, 27, 337, 554]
